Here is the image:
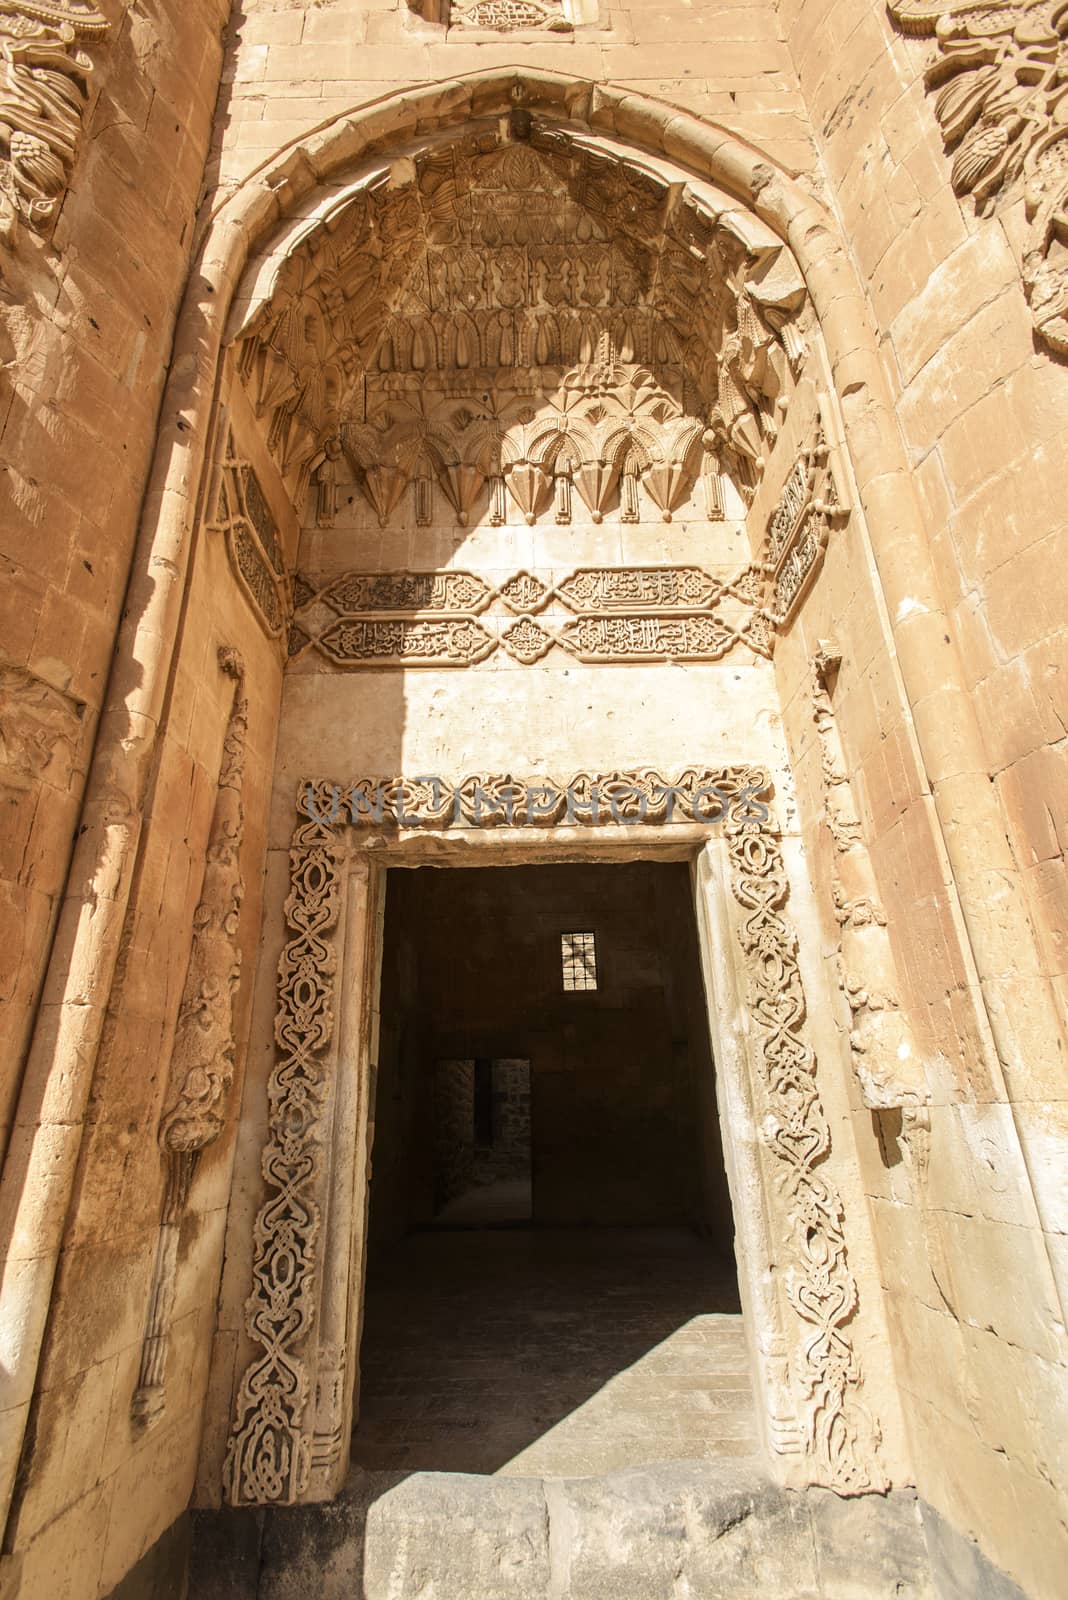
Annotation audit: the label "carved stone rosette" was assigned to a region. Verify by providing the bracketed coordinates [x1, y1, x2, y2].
[222, 764, 882, 1503]
[888, 0, 1068, 355]
[132, 648, 249, 1427]
[0, 0, 109, 244]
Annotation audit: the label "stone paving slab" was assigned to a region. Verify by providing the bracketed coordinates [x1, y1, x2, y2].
[351, 1227, 757, 1477]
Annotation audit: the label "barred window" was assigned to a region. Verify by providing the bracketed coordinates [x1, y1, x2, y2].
[561, 931, 597, 991]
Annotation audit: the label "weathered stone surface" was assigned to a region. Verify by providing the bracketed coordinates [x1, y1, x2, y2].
[189, 1467, 948, 1599]
[2, 3, 1066, 1597]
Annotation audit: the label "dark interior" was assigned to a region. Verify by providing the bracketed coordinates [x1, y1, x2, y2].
[367, 860, 735, 1247]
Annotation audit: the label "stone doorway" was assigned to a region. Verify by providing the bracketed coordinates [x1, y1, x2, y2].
[432, 1057, 533, 1226]
[353, 859, 754, 1477]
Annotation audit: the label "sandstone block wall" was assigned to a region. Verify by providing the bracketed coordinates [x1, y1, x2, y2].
[2, 0, 1065, 1596]
[211, 0, 818, 193]
[0, 0, 229, 1163]
[769, 2, 1068, 1592]
[0, 0, 231, 1590]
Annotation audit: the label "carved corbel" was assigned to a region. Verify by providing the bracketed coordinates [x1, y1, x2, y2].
[437, 461, 485, 525]
[572, 458, 618, 524]
[132, 648, 248, 1428]
[641, 459, 689, 522]
[361, 463, 409, 528]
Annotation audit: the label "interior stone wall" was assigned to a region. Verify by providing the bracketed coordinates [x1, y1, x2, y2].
[473, 1059, 531, 1189]
[433, 1059, 477, 1207]
[371, 861, 723, 1231]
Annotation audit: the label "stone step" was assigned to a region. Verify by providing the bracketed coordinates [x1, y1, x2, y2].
[190, 1462, 939, 1600]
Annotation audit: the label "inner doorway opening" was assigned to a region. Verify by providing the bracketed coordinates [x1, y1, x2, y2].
[433, 1057, 533, 1226]
[355, 859, 755, 1476]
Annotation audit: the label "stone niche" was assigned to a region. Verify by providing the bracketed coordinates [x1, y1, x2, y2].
[198, 108, 911, 1537]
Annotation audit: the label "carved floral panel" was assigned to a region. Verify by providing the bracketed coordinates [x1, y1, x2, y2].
[889, 0, 1068, 353]
[0, 0, 109, 243]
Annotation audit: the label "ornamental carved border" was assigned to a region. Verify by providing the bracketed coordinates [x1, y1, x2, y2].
[289, 564, 774, 667]
[222, 766, 882, 1504]
[0, 0, 110, 245]
[724, 781, 884, 1491]
[888, 0, 1068, 355]
[763, 428, 849, 624]
[223, 796, 342, 1504]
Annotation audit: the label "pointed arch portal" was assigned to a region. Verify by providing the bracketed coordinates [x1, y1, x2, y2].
[31, 66, 1011, 1537]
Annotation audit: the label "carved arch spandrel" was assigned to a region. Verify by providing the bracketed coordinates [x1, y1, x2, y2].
[221, 770, 886, 1505]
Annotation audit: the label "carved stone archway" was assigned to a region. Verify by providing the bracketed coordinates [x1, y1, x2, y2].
[177, 81, 920, 1516]
[223, 112, 807, 535]
[16, 65, 1032, 1554]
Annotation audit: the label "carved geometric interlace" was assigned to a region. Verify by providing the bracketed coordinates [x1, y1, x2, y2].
[221, 767, 883, 1503]
[724, 808, 884, 1490]
[223, 813, 342, 1505]
[211, 438, 288, 638]
[888, 0, 1068, 354]
[290, 563, 776, 668]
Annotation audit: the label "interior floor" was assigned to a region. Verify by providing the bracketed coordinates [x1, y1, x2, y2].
[351, 1228, 757, 1478]
[431, 1175, 533, 1227]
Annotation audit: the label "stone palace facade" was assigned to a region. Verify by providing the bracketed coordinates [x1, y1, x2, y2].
[0, 0, 1065, 1595]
